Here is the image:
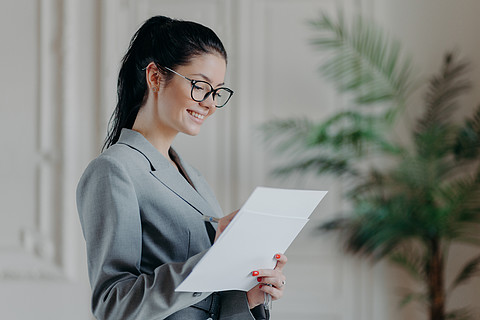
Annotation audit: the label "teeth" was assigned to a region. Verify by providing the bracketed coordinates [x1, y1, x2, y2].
[188, 110, 205, 120]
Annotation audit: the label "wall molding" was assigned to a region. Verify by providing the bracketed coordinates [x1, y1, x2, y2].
[0, 0, 68, 281]
[0, 0, 91, 283]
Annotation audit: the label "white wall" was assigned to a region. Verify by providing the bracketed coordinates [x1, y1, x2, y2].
[1, 0, 479, 319]
[0, 0, 94, 319]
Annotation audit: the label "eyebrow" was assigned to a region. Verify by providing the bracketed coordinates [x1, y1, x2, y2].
[191, 73, 225, 87]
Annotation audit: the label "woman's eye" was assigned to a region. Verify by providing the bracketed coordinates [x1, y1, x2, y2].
[193, 85, 204, 91]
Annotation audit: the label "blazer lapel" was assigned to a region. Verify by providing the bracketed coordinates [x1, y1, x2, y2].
[150, 168, 216, 217]
[116, 129, 216, 217]
[172, 150, 224, 219]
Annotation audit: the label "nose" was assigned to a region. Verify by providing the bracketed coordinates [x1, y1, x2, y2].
[199, 92, 216, 109]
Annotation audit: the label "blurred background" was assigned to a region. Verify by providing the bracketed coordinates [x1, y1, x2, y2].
[1, 0, 480, 319]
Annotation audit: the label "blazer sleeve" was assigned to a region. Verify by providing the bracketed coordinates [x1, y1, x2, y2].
[219, 291, 269, 320]
[76, 155, 212, 320]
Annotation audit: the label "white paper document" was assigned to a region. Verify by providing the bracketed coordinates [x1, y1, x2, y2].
[175, 187, 327, 292]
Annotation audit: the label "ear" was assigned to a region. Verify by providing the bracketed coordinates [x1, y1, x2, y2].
[144, 62, 161, 92]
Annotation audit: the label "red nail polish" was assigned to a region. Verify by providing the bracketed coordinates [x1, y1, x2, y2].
[259, 285, 263, 289]
[257, 277, 262, 282]
[252, 271, 259, 276]
[275, 254, 281, 260]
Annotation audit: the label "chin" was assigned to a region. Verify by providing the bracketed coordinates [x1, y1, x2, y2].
[183, 128, 202, 136]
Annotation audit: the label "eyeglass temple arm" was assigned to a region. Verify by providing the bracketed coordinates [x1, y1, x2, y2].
[163, 66, 192, 82]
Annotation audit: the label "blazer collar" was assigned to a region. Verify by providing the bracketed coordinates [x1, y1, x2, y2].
[116, 129, 219, 217]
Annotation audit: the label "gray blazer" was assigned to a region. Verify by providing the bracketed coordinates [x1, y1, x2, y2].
[77, 129, 256, 320]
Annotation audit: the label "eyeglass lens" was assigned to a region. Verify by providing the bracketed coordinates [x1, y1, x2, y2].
[191, 81, 232, 107]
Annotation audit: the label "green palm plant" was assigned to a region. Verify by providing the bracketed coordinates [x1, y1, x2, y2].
[263, 11, 480, 320]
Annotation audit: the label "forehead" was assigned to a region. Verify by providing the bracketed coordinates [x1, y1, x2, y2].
[178, 53, 227, 86]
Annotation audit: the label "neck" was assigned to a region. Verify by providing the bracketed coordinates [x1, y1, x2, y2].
[132, 93, 181, 159]
[132, 114, 177, 160]
[131, 127, 175, 158]
[131, 126, 179, 171]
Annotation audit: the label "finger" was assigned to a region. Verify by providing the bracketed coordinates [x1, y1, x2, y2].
[225, 209, 239, 221]
[274, 253, 287, 271]
[272, 276, 286, 289]
[253, 269, 286, 287]
[215, 210, 239, 242]
[259, 284, 284, 301]
[247, 284, 265, 308]
[251, 268, 285, 292]
[250, 254, 287, 276]
[252, 268, 282, 278]
[257, 274, 286, 289]
[219, 211, 236, 229]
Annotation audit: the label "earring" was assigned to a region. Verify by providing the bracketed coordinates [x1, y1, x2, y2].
[152, 86, 158, 93]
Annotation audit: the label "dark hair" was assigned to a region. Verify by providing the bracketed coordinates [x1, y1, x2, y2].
[103, 16, 227, 150]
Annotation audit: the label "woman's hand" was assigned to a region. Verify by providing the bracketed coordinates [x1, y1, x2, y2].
[246, 253, 288, 309]
[214, 210, 238, 242]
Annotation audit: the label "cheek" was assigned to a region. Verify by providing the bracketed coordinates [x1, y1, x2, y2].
[208, 107, 217, 117]
[165, 86, 190, 109]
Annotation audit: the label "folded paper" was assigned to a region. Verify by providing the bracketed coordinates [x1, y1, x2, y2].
[176, 187, 327, 292]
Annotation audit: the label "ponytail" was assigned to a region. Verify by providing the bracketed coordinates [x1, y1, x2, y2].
[103, 16, 227, 150]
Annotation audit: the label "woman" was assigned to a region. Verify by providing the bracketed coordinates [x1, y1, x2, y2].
[76, 16, 287, 320]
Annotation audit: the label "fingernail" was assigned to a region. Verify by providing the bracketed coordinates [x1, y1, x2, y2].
[257, 277, 262, 282]
[252, 271, 259, 276]
[275, 254, 281, 260]
[259, 285, 263, 288]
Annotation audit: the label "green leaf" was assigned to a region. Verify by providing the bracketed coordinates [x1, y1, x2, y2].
[398, 291, 427, 308]
[389, 251, 425, 281]
[260, 118, 314, 154]
[446, 308, 475, 320]
[417, 53, 471, 133]
[448, 254, 480, 292]
[309, 11, 413, 107]
[272, 155, 356, 177]
[454, 104, 480, 159]
[307, 111, 401, 155]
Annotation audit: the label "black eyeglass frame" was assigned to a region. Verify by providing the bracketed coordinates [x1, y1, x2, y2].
[161, 65, 234, 108]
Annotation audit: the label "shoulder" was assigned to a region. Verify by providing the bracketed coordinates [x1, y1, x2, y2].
[102, 143, 152, 168]
[86, 144, 151, 174]
[77, 143, 153, 192]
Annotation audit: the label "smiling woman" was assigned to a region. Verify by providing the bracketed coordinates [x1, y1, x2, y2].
[133, 54, 228, 150]
[76, 15, 287, 320]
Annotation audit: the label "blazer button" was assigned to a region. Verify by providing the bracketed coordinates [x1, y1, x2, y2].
[192, 292, 201, 297]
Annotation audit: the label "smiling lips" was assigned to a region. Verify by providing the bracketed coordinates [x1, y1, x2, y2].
[187, 110, 206, 120]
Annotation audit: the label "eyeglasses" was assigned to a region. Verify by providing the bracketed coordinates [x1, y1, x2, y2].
[162, 66, 234, 108]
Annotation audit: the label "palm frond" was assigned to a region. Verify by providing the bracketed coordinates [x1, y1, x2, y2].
[398, 291, 428, 308]
[261, 112, 402, 173]
[414, 124, 458, 159]
[390, 250, 426, 281]
[454, 104, 480, 159]
[417, 53, 471, 133]
[346, 168, 387, 198]
[319, 217, 349, 233]
[260, 118, 314, 154]
[272, 154, 357, 177]
[435, 177, 480, 232]
[446, 308, 475, 320]
[448, 254, 480, 292]
[328, 196, 432, 259]
[310, 11, 413, 108]
[307, 111, 402, 155]
[390, 155, 447, 197]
